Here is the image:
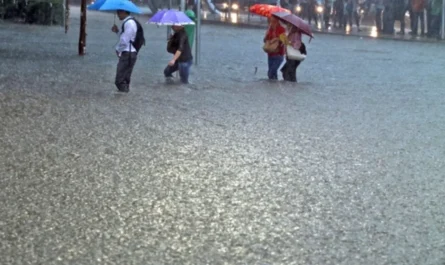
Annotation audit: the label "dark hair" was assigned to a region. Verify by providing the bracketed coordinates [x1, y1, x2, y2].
[117, 9, 130, 15]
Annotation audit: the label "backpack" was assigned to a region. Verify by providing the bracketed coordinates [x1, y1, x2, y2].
[121, 17, 145, 53]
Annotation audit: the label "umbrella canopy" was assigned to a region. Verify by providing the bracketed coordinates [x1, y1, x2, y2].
[98, 0, 142, 14]
[272, 12, 313, 38]
[88, 0, 107, 10]
[249, 4, 290, 17]
[147, 10, 194, 26]
[149, 9, 169, 21]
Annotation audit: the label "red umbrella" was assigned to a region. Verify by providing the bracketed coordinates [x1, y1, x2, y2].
[249, 4, 290, 18]
[272, 11, 314, 38]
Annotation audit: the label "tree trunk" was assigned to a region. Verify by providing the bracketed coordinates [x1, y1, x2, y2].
[146, 0, 158, 13]
[65, 0, 70, 33]
[78, 0, 86, 55]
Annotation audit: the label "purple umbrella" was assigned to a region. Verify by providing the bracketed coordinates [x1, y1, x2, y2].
[149, 9, 168, 22]
[147, 9, 195, 26]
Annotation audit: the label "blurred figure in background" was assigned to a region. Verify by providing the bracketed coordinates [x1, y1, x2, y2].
[382, 0, 395, 34]
[307, 0, 319, 25]
[345, 0, 361, 31]
[411, 0, 427, 35]
[429, 0, 443, 38]
[324, 0, 334, 28]
[375, 0, 384, 32]
[426, 0, 433, 35]
[299, 0, 309, 20]
[393, 0, 407, 34]
[333, 0, 345, 28]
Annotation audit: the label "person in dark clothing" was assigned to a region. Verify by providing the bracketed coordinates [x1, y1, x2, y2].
[324, 0, 333, 28]
[429, 0, 443, 38]
[299, 0, 309, 20]
[345, 0, 361, 31]
[280, 25, 307, 83]
[411, 0, 426, 35]
[426, 0, 433, 36]
[382, 0, 395, 34]
[333, 0, 345, 28]
[164, 25, 193, 84]
[307, 0, 319, 25]
[281, 43, 307, 82]
[375, 0, 384, 32]
[394, 0, 408, 34]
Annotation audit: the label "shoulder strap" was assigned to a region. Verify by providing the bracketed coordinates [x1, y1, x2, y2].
[121, 17, 135, 33]
[123, 18, 136, 54]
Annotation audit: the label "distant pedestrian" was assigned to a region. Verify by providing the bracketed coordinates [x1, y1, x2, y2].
[426, 0, 433, 36]
[394, 0, 408, 34]
[411, 0, 427, 35]
[333, 0, 345, 28]
[164, 25, 193, 84]
[382, 0, 395, 34]
[111, 9, 145, 93]
[429, 0, 443, 37]
[324, 0, 334, 28]
[307, 0, 319, 25]
[375, 0, 384, 32]
[300, 0, 309, 20]
[345, 0, 361, 31]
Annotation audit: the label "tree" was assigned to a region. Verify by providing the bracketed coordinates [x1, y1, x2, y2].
[146, 0, 158, 13]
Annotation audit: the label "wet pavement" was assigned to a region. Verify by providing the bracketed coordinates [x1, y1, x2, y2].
[1, 8, 445, 265]
[201, 10, 444, 42]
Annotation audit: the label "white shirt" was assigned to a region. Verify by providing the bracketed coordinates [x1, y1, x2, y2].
[115, 16, 137, 54]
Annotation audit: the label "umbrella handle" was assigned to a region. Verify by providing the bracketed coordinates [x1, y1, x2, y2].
[113, 14, 119, 35]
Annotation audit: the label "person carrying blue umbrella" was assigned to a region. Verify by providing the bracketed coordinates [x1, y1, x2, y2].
[91, 0, 145, 92]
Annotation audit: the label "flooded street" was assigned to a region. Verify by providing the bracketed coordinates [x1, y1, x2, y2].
[1, 9, 445, 265]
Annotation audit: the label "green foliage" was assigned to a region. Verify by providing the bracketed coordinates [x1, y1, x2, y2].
[1, 0, 65, 25]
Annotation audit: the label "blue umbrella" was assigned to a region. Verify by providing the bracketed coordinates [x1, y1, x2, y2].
[147, 9, 194, 26]
[87, 0, 107, 10]
[99, 0, 142, 14]
[88, 0, 121, 24]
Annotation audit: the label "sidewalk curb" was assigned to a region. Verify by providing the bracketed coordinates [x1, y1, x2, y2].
[201, 19, 444, 44]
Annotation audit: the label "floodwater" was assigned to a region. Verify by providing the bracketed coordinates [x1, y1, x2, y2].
[1, 8, 445, 265]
